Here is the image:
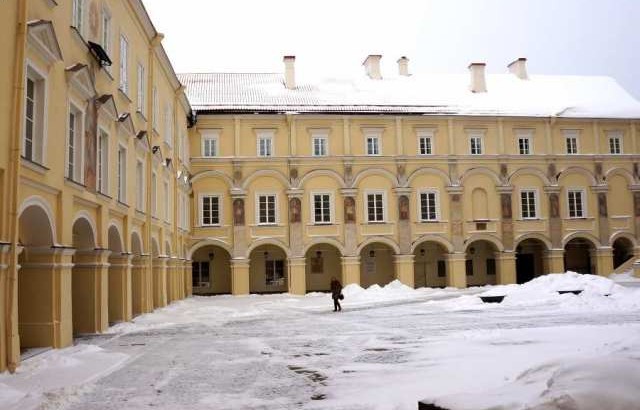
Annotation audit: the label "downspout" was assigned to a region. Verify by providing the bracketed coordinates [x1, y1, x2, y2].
[6, 0, 28, 373]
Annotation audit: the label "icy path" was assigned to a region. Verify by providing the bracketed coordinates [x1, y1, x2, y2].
[4, 277, 640, 410]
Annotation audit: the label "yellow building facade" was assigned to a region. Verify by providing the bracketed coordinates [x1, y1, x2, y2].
[0, 0, 192, 372]
[182, 56, 640, 297]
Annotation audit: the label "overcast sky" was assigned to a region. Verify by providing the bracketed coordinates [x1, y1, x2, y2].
[143, 0, 640, 99]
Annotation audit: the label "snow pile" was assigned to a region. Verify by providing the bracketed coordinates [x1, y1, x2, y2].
[611, 270, 640, 284]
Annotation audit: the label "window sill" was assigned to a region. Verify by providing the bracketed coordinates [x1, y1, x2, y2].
[70, 26, 87, 48]
[118, 88, 132, 102]
[418, 220, 441, 223]
[116, 200, 129, 210]
[100, 67, 114, 82]
[136, 110, 147, 123]
[96, 191, 112, 202]
[20, 157, 49, 174]
[200, 224, 222, 228]
[64, 178, 86, 191]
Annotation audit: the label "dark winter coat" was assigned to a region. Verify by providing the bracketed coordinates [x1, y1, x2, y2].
[330, 279, 342, 299]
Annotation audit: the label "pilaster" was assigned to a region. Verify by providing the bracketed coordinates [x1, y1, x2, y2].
[496, 252, 516, 285]
[72, 249, 111, 335]
[393, 254, 415, 288]
[153, 256, 168, 308]
[341, 256, 360, 286]
[108, 253, 133, 323]
[594, 247, 614, 277]
[231, 258, 250, 295]
[288, 257, 306, 295]
[446, 252, 467, 288]
[131, 254, 151, 316]
[544, 249, 565, 274]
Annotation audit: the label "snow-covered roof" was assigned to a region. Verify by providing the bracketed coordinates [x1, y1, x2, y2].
[179, 72, 640, 119]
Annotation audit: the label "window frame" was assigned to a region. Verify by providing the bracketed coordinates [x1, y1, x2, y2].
[364, 190, 387, 223]
[136, 63, 146, 115]
[135, 159, 144, 210]
[607, 131, 623, 155]
[256, 193, 278, 225]
[519, 188, 539, 220]
[563, 130, 580, 155]
[310, 191, 334, 225]
[311, 132, 329, 157]
[119, 34, 129, 95]
[23, 62, 47, 165]
[117, 145, 127, 203]
[164, 179, 170, 222]
[200, 193, 222, 227]
[151, 170, 157, 217]
[201, 131, 219, 157]
[66, 100, 85, 183]
[256, 131, 274, 157]
[567, 188, 587, 219]
[418, 189, 440, 222]
[97, 127, 109, 195]
[417, 129, 434, 156]
[516, 130, 533, 155]
[469, 134, 484, 155]
[71, 0, 85, 34]
[365, 131, 382, 156]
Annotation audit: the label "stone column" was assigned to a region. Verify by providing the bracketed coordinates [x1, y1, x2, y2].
[394, 188, 412, 254]
[287, 189, 304, 257]
[545, 186, 563, 249]
[108, 253, 133, 323]
[0, 243, 9, 371]
[231, 258, 250, 295]
[447, 187, 465, 252]
[394, 254, 415, 288]
[231, 190, 248, 260]
[288, 257, 306, 295]
[544, 249, 565, 274]
[632, 186, 640, 238]
[184, 259, 193, 297]
[446, 252, 467, 288]
[165, 257, 178, 304]
[593, 185, 610, 247]
[594, 247, 614, 277]
[72, 249, 111, 334]
[18, 247, 75, 349]
[498, 186, 514, 251]
[153, 256, 168, 308]
[341, 188, 358, 256]
[131, 254, 150, 316]
[496, 252, 516, 285]
[341, 256, 360, 286]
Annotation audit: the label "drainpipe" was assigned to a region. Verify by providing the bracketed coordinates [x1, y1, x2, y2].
[6, 0, 28, 373]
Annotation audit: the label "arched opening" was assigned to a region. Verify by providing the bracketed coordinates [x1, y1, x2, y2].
[71, 217, 99, 335]
[612, 237, 634, 269]
[359, 242, 396, 288]
[564, 238, 596, 274]
[515, 239, 548, 284]
[107, 225, 130, 324]
[305, 244, 342, 292]
[465, 240, 499, 286]
[18, 204, 57, 350]
[131, 232, 143, 255]
[249, 244, 288, 294]
[191, 245, 232, 294]
[413, 242, 447, 288]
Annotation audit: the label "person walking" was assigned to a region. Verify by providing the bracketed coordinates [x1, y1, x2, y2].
[330, 276, 343, 312]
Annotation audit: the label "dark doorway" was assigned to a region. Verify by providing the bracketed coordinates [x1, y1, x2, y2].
[612, 237, 634, 269]
[516, 253, 535, 284]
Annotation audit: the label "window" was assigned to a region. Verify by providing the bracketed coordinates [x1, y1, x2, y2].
[487, 259, 496, 276]
[419, 191, 439, 221]
[201, 195, 220, 226]
[101, 7, 111, 63]
[202, 132, 218, 157]
[465, 259, 473, 276]
[192, 261, 210, 288]
[97, 129, 109, 194]
[418, 132, 433, 155]
[312, 133, 328, 156]
[313, 193, 332, 224]
[265, 259, 285, 286]
[366, 192, 385, 223]
[72, 0, 84, 33]
[258, 194, 277, 224]
[137, 64, 145, 114]
[117, 146, 126, 202]
[257, 132, 273, 157]
[151, 172, 157, 216]
[164, 181, 170, 221]
[520, 189, 537, 219]
[135, 160, 144, 210]
[67, 104, 83, 182]
[24, 66, 45, 164]
[164, 103, 173, 146]
[437, 260, 446, 278]
[152, 87, 158, 130]
[469, 135, 483, 155]
[517, 131, 532, 155]
[567, 189, 585, 218]
[564, 130, 579, 154]
[366, 133, 381, 155]
[181, 132, 189, 163]
[119, 35, 128, 94]
[608, 132, 622, 154]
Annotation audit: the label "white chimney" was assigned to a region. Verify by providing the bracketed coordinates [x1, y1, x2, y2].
[397, 56, 410, 76]
[283, 55, 296, 89]
[363, 54, 382, 80]
[468, 62, 487, 93]
[508, 58, 528, 80]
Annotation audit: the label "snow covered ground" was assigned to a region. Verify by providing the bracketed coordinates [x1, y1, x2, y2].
[2, 274, 640, 410]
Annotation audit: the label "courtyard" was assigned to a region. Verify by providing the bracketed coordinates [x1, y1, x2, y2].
[2, 274, 640, 410]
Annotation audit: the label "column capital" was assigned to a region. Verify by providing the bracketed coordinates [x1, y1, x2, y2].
[230, 258, 250, 267]
[340, 188, 358, 197]
[543, 185, 561, 194]
[286, 189, 304, 199]
[393, 187, 412, 196]
[445, 252, 466, 261]
[496, 186, 513, 194]
[446, 186, 463, 195]
[590, 185, 609, 194]
[341, 256, 360, 265]
[230, 188, 247, 199]
[393, 254, 414, 263]
[288, 257, 306, 266]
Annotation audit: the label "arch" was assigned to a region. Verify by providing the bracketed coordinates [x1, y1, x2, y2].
[107, 225, 123, 253]
[557, 166, 597, 185]
[246, 238, 291, 258]
[302, 238, 345, 256]
[72, 215, 96, 250]
[241, 169, 290, 190]
[131, 231, 143, 255]
[188, 238, 233, 259]
[18, 196, 57, 246]
[298, 169, 346, 189]
[609, 231, 638, 247]
[464, 233, 504, 252]
[356, 236, 400, 255]
[304, 242, 343, 292]
[605, 167, 636, 185]
[151, 237, 160, 257]
[190, 169, 235, 187]
[508, 167, 551, 186]
[352, 168, 399, 188]
[411, 235, 454, 253]
[459, 167, 502, 186]
[561, 231, 601, 248]
[406, 167, 451, 187]
[72, 211, 98, 248]
[514, 233, 552, 250]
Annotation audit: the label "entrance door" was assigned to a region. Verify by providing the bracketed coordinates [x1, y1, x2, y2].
[516, 254, 535, 284]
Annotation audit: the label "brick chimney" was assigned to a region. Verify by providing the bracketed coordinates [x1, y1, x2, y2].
[397, 56, 410, 76]
[363, 54, 382, 80]
[468, 62, 487, 93]
[508, 58, 528, 80]
[283, 55, 296, 89]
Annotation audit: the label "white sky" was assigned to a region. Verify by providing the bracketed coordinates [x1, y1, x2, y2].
[143, 0, 640, 99]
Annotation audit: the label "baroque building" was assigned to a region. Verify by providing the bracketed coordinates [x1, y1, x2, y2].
[182, 55, 640, 296]
[0, 0, 192, 372]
